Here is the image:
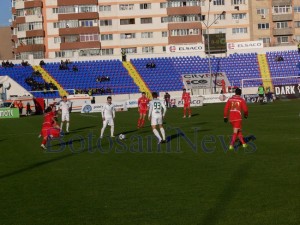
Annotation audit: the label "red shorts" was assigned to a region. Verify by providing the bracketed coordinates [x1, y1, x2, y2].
[230, 120, 242, 129]
[139, 109, 147, 115]
[42, 127, 60, 138]
[184, 103, 190, 108]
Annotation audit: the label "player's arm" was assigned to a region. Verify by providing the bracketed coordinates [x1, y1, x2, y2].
[161, 100, 166, 118]
[223, 100, 230, 122]
[148, 102, 153, 120]
[137, 98, 141, 111]
[242, 100, 248, 118]
[112, 106, 116, 119]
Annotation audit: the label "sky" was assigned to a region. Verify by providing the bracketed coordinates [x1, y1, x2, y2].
[0, 0, 12, 27]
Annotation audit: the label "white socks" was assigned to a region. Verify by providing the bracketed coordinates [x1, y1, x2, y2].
[66, 122, 69, 132]
[110, 125, 114, 137]
[153, 129, 162, 142]
[160, 127, 165, 141]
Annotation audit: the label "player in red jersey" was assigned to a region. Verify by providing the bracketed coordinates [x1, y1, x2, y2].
[224, 88, 249, 150]
[40, 106, 60, 150]
[182, 89, 191, 118]
[137, 92, 150, 128]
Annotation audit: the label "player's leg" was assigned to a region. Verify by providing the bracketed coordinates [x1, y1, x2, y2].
[60, 114, 65, 131]
[183, 106, 186, 118]
[188, 106, 191, 117]
[137, 110, 142, 128]
[158, 123, 166, 142]
[229, 122, 239, 150]
[41, 129, 48, 149]
[109, 118, 115, 137]
[100, 119, 109, 138]
[141, 113, 146, 127]
[65, 114, 70, 133]
[151, 118, 162, 142]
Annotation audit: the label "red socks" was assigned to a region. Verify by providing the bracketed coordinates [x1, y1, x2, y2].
[42, 138, 47, 145]
[138, 119, 145, 127]
[238, 131, 245, 144]
[230, 133, 238, 146]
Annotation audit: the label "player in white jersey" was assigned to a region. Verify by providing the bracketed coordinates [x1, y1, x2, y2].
[59, 96, 72, 133]
[148, 92, 166, 144]
[100, 96, 115, 138]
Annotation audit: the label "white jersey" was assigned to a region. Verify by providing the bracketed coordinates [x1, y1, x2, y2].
[102, 103, 115, 119]
[148, 99, 166, 118]
[59, 101, 71, 114]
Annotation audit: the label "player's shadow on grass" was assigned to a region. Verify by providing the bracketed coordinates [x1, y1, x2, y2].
[119, 129, 138, 135]
[166, 129, 212, 142]
[49, 138, 84, 147]
[191, 113, 199, 117]
[71, 125, 97, 132]
[199, 162, 252, 225]
[0, 152, 78, 180]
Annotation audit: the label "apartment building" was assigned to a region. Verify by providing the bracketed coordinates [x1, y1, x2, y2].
[10, 0, 300, 60]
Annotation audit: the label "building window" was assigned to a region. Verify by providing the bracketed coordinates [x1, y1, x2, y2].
[141, 18, 152, 24]
[160, 2, 167, 8]
[295, 21, 300, 28]
[79, 49, 100, 56]
[231, 0, 245, 4]
[273, 5, 292, 14]
[213, 0, 225, 5]
[214, 13, 226, 20]
[99, 5, 111, 11]
[78, 5, 97, 13]
[121, 47, 137, 54]
[55, 50, 74, 58]
[162, 31, 168, 37]
[18, 37, 44, 46]
[162, 46, 166, 52]
[161, 17, 169, 23]
[79, 20, 94, 27]
[171, 29, 199, 36]
[276, 22, 288, 29]
[101, 48, 114, 55]
[294, 35, 300, 42]
[58, 6, 77, 14]
[100, 34, 113, 41]
[141, 32, 153, 38]
[140, 3, 151, 9]
[80, 34, 99, 42]
[120, 33, 136, 39]
[232, 27, 247, 34]
[257, 8, 269, 15]
[100, 20, 112, 26]
[232, 13, 246, 20]
[258, 37, 270, 43]
[258, 23, 269, 29]
[120, 19, 135, 25]
[214, 28, 226, 33]
[277, 36, 289, 43]
[142, 46, 154, 53]
[294, 6, 300, 13]
[54, 37, 62, 43]
[52, 8, 58, 14]
[119, 4, 134, 11]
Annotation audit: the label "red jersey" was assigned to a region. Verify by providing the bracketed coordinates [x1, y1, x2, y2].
[138, 97, 149, 110]
[182, 92, 191, 104]
[224, 95, 248, 122]
[42, 111, 55, 128]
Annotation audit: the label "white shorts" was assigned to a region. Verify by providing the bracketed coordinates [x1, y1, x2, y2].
[62, 113, 70, 122]
[151, 116, 163, 126]
[103, 118, 114, 126]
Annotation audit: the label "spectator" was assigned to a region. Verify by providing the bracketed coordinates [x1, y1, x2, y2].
[9, 61, 14, 68]
[5, 60, 9, 67]
[39, 60, 46, 66]
[18, 101, 23, 115]
[21, 60, 29, 66]
[164, 92, 171, 108]
[2, 61, 6, 67]
[72, 65, 78, 72]
[121, 49, 127, 62]
[26, 102, 31, 116]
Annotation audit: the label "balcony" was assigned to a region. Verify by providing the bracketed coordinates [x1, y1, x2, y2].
[60, 41, 101, 50]
[26, 30, 45, 38]
[59, 27, 99, 36]
[273, 27, 293, 36]
[272, 0, 292, 6]
[24, 0, 43, 8]
[168, 22, 202, 30]
[57, 0, 97, 6]
[58, 12, 99, 21]
[168, 35, 202, 44]
[16, 44, 45, 53]
[272, 14, 293, 22]
[167, 6, 201, 15]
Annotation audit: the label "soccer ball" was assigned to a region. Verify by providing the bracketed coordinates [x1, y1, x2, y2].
[119, 134, 126, 140]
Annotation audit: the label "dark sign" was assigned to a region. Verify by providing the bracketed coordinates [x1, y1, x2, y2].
[274, 84, 300, 99]
[204, 33, 226, 54]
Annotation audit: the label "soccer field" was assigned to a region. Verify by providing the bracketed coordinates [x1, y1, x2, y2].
[0, 100, 299, 225]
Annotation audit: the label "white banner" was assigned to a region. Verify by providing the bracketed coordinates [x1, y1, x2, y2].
[81, 101, 127, 113]
[203, 93, 234, 104]
[167, 44, 204, 53]
[227, 40, 263, 51]
[167, 96, 204, 107]
[125, 99, 138, 108]
[182, 72, 230, 89]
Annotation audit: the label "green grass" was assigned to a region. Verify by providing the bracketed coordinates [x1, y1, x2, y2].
[0, 100, 299, 225]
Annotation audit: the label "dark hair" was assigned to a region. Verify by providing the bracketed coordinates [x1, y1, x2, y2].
[107, 96, 112, 100]
[141, 92, 145, 95]
[63, 96, 67, 98]
[183, 88, 186, 91]
[235, 88, 242, 95]
[45, 106, 52, 113]
[152, 92, 158, 98]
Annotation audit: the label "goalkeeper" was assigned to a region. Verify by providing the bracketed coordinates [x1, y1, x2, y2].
[223, 88, 249, 150]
